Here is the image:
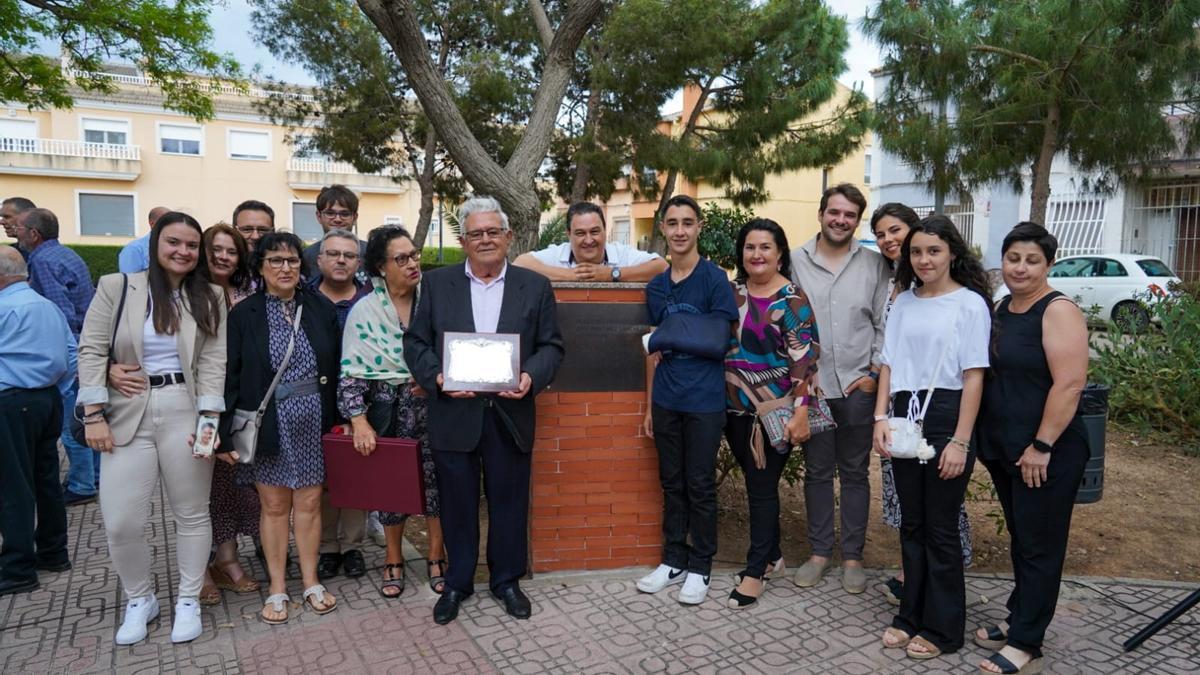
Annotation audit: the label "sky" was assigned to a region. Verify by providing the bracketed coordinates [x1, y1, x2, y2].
[210, 0, 882, 98]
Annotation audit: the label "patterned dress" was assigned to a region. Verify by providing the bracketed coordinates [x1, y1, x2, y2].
[210, 288, 260, 544]
[337, 378, 438, 524]
[878, 279, 974, 567]
[248, 296, 325, 489]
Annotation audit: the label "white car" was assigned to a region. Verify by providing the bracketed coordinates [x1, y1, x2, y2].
[994, 253, 1182, 330]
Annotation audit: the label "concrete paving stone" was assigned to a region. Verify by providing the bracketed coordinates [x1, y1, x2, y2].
[5, 472, 1200, 674]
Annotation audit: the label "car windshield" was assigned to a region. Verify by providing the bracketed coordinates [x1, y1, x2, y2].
[1136, 258, 1175, 277]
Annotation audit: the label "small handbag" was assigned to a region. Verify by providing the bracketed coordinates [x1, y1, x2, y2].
[736, 378, 838, 470]
[887, 300, 961, 463]
[229, 305, 303, 464]
[71, 273, 128, 446]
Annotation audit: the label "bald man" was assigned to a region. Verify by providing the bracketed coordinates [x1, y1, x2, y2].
[0, 245, 77, 595]
[117, 206, 170, 274]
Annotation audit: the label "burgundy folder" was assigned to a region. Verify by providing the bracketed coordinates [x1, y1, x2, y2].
[321, 433, 425, 514]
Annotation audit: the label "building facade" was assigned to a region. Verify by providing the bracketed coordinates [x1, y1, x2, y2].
[870, 71, 1199, 281]
[0, 66, 452, 248]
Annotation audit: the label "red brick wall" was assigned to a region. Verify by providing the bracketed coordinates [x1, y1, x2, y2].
[530, 286, 662, 572]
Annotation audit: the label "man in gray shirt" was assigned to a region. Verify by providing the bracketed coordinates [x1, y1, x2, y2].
[789, 183, 890, 595]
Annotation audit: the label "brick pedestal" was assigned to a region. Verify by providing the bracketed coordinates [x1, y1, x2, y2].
[530, 285, 662, 572]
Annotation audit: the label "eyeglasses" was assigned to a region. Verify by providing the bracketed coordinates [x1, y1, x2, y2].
[237, 226, 273, 236]
[463, 228, 506, 242]
[321, 250, 359, 261]
[264, 256, 302, 270]
[320, 209, 356, 220]
[392, 251, 422, 267]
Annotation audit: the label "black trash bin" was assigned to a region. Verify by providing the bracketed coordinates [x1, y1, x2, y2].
[1076, 383, 1109, 504]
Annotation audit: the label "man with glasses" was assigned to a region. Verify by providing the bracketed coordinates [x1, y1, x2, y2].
[302, 185, 367, 278]
[232, 200, 276, 248]
[306, 228, 371, 580]
[404, 196, 564, 625]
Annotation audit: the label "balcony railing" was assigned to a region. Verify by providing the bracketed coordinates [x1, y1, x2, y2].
[65, 68, 316, 103]
[0, 136, 141, 160]
[287, 157, 399, 177]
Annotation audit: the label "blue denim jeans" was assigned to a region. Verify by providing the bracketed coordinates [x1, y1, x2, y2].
[61, 379, 100, 496]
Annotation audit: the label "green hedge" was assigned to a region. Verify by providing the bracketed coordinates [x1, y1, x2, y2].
[67, 245, 121, 284]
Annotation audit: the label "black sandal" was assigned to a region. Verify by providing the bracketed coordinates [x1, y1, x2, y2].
[974, 623, 1009, 650]
[981, 648, 1044, 674]
[380, 563, 405, 599]
[427, 559, 447, 595]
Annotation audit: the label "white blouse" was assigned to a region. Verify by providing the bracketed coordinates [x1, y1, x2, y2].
[142, 297, 183, 375]
[880, 287, 991, 394]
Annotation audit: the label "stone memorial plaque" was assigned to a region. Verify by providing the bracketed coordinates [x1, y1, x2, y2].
[554, 302, 649, 392]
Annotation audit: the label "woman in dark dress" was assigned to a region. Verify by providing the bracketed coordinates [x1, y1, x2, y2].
[337, 226, 444, 598]
[977, 223, 1090, 675]
[220, 232, 342, 625]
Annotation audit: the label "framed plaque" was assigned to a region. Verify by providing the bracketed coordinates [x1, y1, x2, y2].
[442, 331, 521, 392]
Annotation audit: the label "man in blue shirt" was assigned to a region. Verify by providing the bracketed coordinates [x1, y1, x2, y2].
[117, 205, 170, 273]
[0, 245, 76, 595]
[15, 208, 99, 504]
[637, 195, 738, 606]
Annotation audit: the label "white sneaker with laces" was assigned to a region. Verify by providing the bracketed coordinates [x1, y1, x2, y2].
[676, 572, 711, 605]
[115, 595, 159, 645]
[636, 564, 686, 593]
[170, 597, 203, 643]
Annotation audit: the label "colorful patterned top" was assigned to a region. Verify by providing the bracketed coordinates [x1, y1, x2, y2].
[724, 282, 820, 412]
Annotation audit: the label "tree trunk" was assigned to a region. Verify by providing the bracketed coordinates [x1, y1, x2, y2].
[1029, 100, 1061, 225]
[410, 129, 440, 249]
[648, 76, 717, 254]
[357, 0, 603, 253]
[570, 76, 603, 203]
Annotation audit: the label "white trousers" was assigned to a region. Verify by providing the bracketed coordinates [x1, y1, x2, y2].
[100, 384, 213, 599]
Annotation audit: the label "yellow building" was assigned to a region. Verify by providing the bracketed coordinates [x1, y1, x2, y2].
[0, 66, 450, 247]
[558, 82, 871, 250]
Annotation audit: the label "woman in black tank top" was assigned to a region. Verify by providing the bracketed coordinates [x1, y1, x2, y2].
[977, 224, 1090, 675]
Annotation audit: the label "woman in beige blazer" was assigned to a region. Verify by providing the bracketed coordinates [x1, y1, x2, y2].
[77, 212, 227, 646]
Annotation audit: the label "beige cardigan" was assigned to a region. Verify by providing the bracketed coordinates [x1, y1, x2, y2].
[77, 272, 227, 446]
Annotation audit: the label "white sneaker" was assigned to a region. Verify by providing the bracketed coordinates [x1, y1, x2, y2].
[115, 595, 159, 645]
[676, 572, 711, 605]
[636, 564, 686, 593]
[367, 512, 386, 548]
[170, 597, 203, 643]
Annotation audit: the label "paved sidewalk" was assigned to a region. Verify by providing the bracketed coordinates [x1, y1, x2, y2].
[2, 487, 1197, 674]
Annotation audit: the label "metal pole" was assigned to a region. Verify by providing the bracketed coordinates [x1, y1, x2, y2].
[438, 198, 444, 263]
[934, 98, 947, 213]
[1122, 588, 1199, 652]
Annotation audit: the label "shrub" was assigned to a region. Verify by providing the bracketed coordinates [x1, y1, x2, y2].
[537, 213, 568, 249]
[698, 202, 754, 272]
[1090, 291, 1200, 453]
[66, 244, 121, 284]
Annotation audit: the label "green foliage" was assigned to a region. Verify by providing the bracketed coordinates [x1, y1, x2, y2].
[696, 202, 753, 271]
[66, 245, 120, 285]
[864, 1, 1200, 215]
[537, 213, 568, 250]
[419, 246, 465, 270]
[2, 0, 239, 119]
[1090, 293, 1200, 453]
[715, 438, 806, 490]
[596, 0, 871, 208]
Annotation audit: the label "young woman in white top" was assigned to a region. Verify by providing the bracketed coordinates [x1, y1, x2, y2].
[871, 214, 993, 662]
[78, 212, 227, 645]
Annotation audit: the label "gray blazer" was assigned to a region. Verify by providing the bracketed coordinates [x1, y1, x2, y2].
[77, 272, 227, 446]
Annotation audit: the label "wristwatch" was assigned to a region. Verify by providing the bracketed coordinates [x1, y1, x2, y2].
[1032, 438, 1053, 453]
[611, 265, 622, 282]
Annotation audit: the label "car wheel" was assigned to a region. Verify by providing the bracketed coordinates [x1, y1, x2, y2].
[1112, 301, 1150, 333]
